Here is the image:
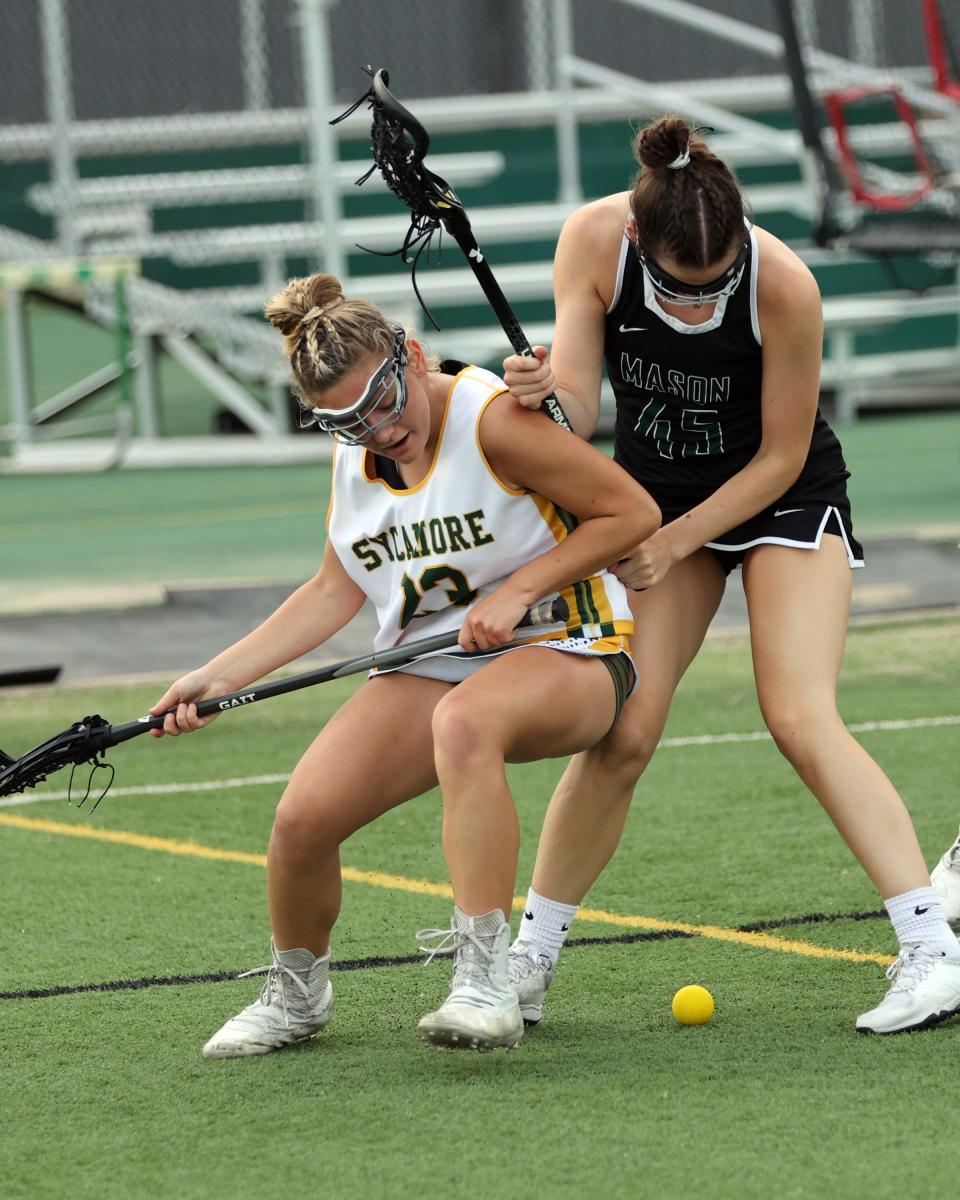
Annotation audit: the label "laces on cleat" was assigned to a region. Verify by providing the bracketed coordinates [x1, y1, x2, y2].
[509, 944, 553, 981]
[238, 957, 311, 1028]
[884, 943, 944, 993]
[416, 921, 499, 989]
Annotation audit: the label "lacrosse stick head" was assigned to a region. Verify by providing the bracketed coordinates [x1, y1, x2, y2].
[332, 68, 468, 242]
[330, 68, 475, 328]
[368, 70, 467, 228]
[0, 715, 116, 807]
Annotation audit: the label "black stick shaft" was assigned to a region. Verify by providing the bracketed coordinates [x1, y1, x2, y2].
[106, 597, 568, 745]
[773, 0, 841, 244]
[441, 217, 573, 433]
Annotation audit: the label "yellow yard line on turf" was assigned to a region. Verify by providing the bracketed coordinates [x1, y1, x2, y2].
[574, 904, 892, 965]
[0, 812, 269, 866]
[0, 812, 893, 967]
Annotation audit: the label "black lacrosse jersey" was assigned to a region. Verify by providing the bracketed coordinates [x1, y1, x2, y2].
[604, 228, 850, 518]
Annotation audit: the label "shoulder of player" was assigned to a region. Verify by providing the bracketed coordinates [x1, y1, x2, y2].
[477, 388, 541, 437]
[559, 192, 630, 256]
[754, 226, 821, 322]
[555, 193, 630, 305]
[474, 390, 558, 469]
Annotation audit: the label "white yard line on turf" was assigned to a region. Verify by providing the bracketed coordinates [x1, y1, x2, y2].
[661, 713, 960, 748]
[0, 773, 290, 807]
[2, 714, 957, 809]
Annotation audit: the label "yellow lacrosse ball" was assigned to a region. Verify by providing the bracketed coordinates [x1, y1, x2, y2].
[672, 985, 715, 1025]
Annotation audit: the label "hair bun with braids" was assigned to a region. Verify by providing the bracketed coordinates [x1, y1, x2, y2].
[263, 272, 401, 409]
[264, 273, 344, 340]
[629, 113, 745, 268]
[634, 114, 700, 172]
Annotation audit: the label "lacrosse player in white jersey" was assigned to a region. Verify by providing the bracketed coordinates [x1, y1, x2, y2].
[149, 273, 659, 1056]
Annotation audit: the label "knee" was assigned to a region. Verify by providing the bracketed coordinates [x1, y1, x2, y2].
[761, 697, 835, 770]
[431, 692, 499, 772]
[269, 786, 341, 865]
[591, 712, 660, 784]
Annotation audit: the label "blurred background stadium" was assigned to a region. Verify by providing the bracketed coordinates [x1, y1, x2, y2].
[1, 0, 958, 673]
[2, 0, 959, 470]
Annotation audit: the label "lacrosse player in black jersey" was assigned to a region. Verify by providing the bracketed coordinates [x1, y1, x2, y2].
[502, 114, 960, 1035]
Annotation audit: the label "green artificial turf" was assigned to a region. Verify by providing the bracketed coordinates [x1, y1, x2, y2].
[1, 617, 958, 1199]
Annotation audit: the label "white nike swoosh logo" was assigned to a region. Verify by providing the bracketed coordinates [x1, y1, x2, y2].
[619, 324, 646, 333]
[773, 508, 804, 517]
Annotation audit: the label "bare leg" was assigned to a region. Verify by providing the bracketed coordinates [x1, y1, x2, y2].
[744, 535, 931, 898]
[529, 550, 727, 904]
[267, 672, 449, 954]
[432, 647, 622, 918]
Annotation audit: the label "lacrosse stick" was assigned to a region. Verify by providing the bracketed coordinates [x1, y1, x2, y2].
[332, 68, 572, 433]
[0, 597, 568, 803]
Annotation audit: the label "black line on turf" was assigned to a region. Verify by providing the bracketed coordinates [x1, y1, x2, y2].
[0, 952, 428, 1000]
[737, 909, 887, 932]
[1, 972, 242, 1000]
[566, 929, 698, 949]
[0, 909, 890, 1001]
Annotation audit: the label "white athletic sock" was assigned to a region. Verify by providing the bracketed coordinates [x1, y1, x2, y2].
[516, 888, 577, 965]
[884, 887, 960, 955]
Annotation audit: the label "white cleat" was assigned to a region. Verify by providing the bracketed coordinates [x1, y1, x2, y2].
[856, 942, 960, 1035]
[508, 938, 556, 1024]
[417, 909, 524, 1052]
[202, 940, 334, 1059]
[931, 826, 960, 929]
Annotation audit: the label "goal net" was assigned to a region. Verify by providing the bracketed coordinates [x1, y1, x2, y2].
[781, 0, 960, 251]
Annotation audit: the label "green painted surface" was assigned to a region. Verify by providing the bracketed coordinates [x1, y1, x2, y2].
[0, 413, 956, 598]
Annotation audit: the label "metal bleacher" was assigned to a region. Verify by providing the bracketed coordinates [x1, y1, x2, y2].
[6, 181, 958, 467]
[2, 4, 959, 470]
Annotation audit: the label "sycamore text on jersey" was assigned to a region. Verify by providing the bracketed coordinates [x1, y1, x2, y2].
[351, 508, 496, 573]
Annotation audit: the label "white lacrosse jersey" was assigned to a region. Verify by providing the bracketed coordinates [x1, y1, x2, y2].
[326, 365, 633, 659]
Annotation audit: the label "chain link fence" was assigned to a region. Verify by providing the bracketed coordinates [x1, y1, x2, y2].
[0, 0, 567, 454]
[2, 1, 957, 461]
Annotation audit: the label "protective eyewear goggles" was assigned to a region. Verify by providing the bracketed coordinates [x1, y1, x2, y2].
[309, 327, 408, 445]
[637, 239, 749, 307]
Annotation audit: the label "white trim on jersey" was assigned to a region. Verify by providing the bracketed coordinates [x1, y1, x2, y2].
[608, 219, 760, 340]
[748, 225, 762, 347]
[607, 232, 631, 316]
[379, 639, 637, 688]
[705, 505, 865, 568]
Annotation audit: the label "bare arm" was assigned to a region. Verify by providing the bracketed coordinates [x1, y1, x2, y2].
[503, 199, 626, 439]
[149, 540, 366, 734]
[463, 395, 660, 648]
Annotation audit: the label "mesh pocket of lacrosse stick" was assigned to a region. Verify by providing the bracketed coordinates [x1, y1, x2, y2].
[331, 68, 469, 328]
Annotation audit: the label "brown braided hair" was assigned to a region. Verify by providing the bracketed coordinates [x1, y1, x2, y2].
[264, 273, 399, 408]
[630, 115, 747, 268]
